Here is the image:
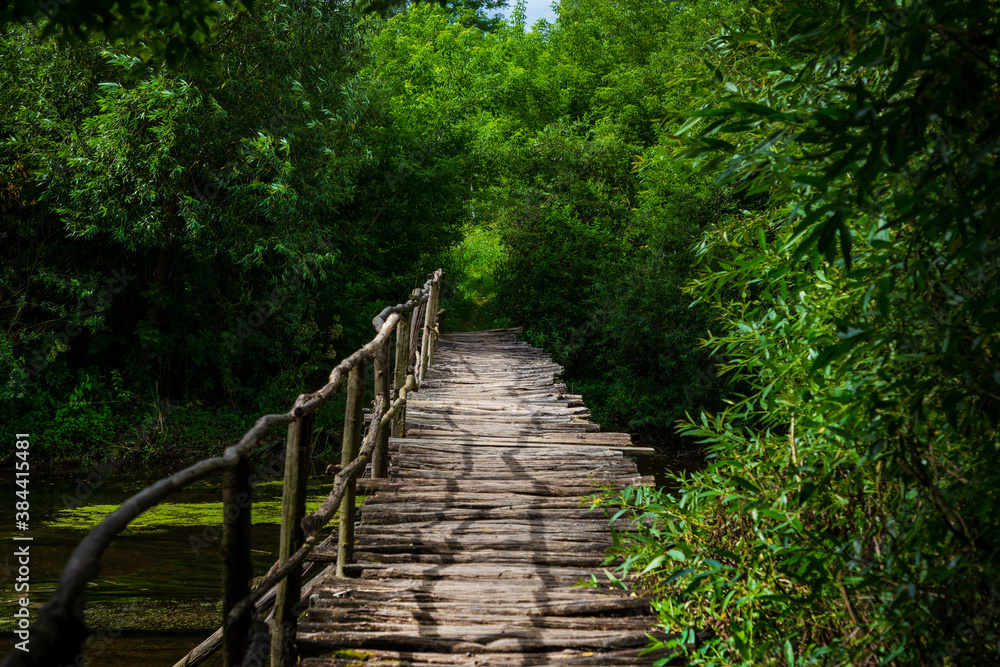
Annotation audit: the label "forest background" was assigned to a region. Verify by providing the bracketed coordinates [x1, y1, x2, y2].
[1, 0, 998, 664]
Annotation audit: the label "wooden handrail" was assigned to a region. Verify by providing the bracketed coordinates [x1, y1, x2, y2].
[0, 270, 444, 667]
[225, 372, 419, 625]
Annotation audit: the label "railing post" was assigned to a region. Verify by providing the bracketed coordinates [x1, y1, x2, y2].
[428, 281, 441, 368]
[419, 293, 434, 383]
[337, 361, 366, 576]
[271, 403, 313, 667]
[222, 457, 253, 667]
[393, 307, 411, 439]
[410, 301, 425, 379]
[372, 342, 392, 478]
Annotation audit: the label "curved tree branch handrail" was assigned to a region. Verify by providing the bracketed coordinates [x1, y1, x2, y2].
[227, 372, 418, 625]
[0, 270, 444, 667]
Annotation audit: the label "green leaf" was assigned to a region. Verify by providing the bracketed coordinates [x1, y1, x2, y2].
[729, 476, 761, 494]
[641, 554, 668, 575]
[799, 482, 817, 504]
[837, 218, 853, 269]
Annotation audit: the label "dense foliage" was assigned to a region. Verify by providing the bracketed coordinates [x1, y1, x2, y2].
[468, 0, 749, 435]
[2, 0, 741, 462]
[3, 0, 999, 663]
[1, 0, 249, 67]
[1, 1, 464, 462]
[605, 0, 1000, 664]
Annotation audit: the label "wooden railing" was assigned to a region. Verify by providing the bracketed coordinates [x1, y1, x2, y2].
[0, 270, 444, 667]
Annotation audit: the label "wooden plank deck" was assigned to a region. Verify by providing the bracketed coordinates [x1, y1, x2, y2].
[298, 329, 665, 666]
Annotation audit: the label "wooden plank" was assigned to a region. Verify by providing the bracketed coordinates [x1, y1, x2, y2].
[394, 432, 634, 445]
[391, 446, 624, 460]
[362, 491, 603, 504]
[304, 595, 652, 617]
[298, 626, 664, 652]
[357, 477, 653, 496]
[347, 533, 626, 548]
[404, 425, 602, 436]
[352, 521, 623, 537]
[387, 470, 633, 481]
[362, 506, 606, 527]
[409, 398, 583, 409]
[300, 648, 664, 667]
[303, 577, 634, 600]
[345, 535, 612, 550]
[299, 612, 652, 631]
[407, 406, 591, 418]
[361, 495, 593, 508]
[388, 456, 638, 468]
[308, 548, 616, 567]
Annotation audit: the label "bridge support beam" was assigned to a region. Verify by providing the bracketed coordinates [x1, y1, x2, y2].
[410, 301, 425, 379]
[373, 344, 392, 478]
[428, 281, 441, 368]
[337, 362, 366, 575]
[222, 456, 252, 666]
[271, 400, 313, 667]
[419, 286, 436, 382]
[393, 299, 413, 439]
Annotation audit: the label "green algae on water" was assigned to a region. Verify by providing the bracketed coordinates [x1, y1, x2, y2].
[84, 597, 221, 632]
[44, 497, 328, 534]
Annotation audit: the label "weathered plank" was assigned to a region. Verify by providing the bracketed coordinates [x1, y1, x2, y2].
[299, 626, 662, 652]
[300, 648, 664, 667]
[357, 477, 654, 496]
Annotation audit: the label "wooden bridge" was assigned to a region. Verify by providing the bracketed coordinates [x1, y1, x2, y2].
[2, 273, 667, 667]
[297, 329, 660, 666]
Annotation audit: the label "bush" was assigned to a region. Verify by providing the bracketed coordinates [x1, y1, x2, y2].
[605, 1, 1000, 664]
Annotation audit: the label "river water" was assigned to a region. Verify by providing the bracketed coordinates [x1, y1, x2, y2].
[0, 462, 333, 666]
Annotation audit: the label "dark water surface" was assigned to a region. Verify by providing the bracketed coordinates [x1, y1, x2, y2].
[0, 463, 330, 666]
